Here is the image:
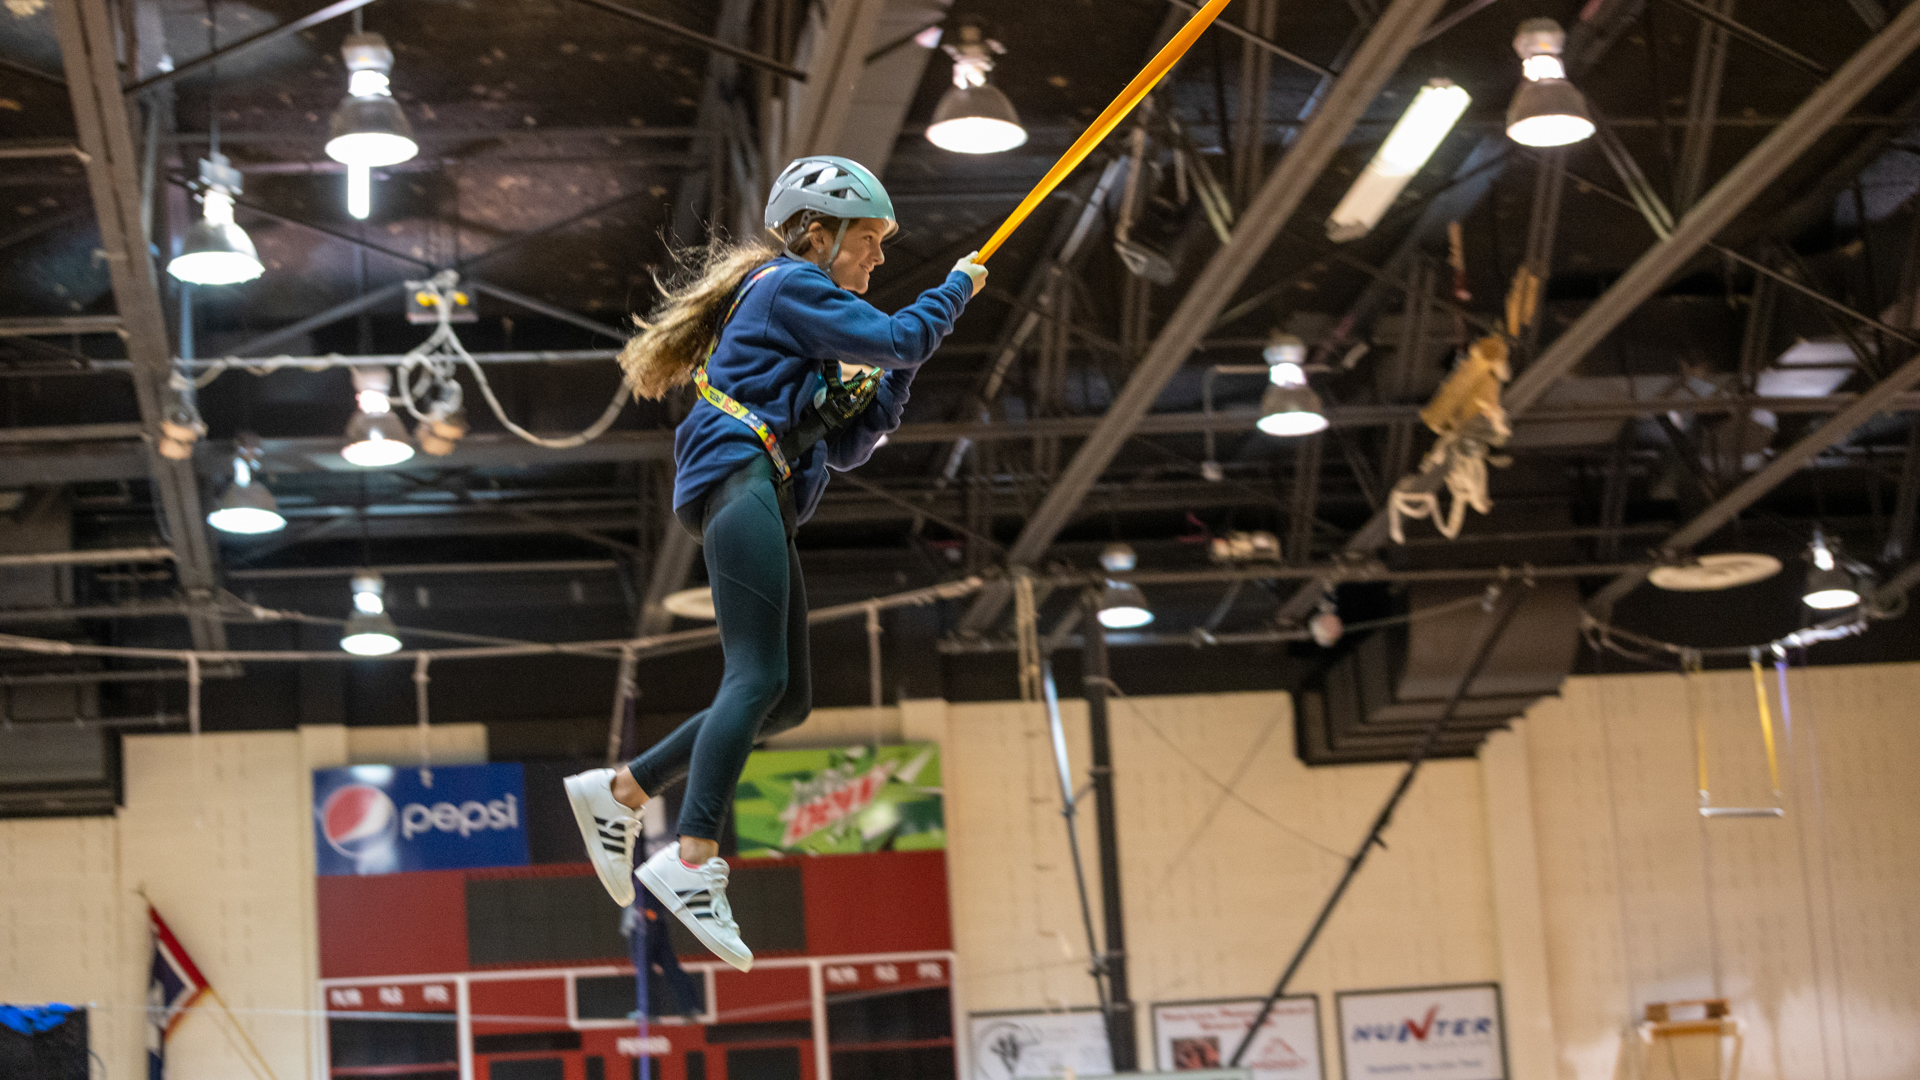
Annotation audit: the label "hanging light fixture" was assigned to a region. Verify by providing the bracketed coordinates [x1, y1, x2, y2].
[1326, 79, 1471, 242]
[168, 0, 263, 286]
[926, 24, 1028, 155]
[1258, 334, 1329, 437]
[1505, 19, 1595, 148]
[169, 154, 265, 285]
[342, 366, 416, 468]
[206, 440, 286, 535]
[1096, 580, 1155, 630]
[1801, 530, 1861, 610]
[326, 31, 418, 219]
[1308, 594, 1344, 647]
[340, 572, 403, 655]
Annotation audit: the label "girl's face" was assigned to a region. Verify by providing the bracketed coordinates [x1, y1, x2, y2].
[807, 218, 891, 294]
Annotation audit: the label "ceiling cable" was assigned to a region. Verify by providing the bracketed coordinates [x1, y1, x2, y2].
[396, 271, 628, 450]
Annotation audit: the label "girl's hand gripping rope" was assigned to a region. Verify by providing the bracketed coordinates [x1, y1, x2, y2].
[953, 251, 988, 296]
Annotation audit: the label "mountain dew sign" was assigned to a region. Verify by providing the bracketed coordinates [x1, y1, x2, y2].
[733, 743, 945, 856]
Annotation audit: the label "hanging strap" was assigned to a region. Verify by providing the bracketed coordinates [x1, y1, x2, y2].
[1748, 652, 1782, 797]
[691, 262, 889, 484]
[692, 263, 793, 478]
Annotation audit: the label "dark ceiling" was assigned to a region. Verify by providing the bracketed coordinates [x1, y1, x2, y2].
[2, 0, 1919, 743]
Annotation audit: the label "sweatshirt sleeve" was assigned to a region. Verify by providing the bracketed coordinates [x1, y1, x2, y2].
[825, 367, 914, 471]
[771, 268, 973, 371]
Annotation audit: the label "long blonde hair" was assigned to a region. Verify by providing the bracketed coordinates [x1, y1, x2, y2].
[619, 216, 838, 400]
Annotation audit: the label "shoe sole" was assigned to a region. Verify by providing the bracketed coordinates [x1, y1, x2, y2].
[638, 861, 753, 972]
[563, 774, 635, 907]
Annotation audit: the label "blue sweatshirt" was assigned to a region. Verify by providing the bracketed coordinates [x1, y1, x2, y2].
[673, 256, 974, 525]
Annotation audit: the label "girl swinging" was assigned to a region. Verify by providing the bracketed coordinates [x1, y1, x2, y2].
[563, 156, 987, 971]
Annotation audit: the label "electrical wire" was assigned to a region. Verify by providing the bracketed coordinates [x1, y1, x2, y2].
[1101, 682, 1347, 864]
[1582, 611, 1871, 670]
[397, 272, 628, 450]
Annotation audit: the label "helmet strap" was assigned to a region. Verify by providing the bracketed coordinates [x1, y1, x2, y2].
[824, 219, 851, 267]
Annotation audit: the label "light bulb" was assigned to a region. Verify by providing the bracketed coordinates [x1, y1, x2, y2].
[347, 163, 371, 220]
[1521, 55, 1566, 81]
[348, 69, 389, 97]
[1326, 80, 1471, 241]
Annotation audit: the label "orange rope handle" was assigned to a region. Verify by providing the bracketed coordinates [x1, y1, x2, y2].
[976, 0, 1240, 262]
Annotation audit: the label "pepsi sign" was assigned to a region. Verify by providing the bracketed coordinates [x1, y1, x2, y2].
[314, 764, 529, 876]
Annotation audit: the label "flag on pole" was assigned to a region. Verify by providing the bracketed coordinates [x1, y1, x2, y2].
[147, 905, 208, 1080]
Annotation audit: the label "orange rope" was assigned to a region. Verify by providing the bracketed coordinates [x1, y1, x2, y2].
[1749, 655, 1782, 795]
[977, 0, 1241, 262]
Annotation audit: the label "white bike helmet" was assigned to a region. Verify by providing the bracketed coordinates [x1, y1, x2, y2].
[765, 156, 896, 262]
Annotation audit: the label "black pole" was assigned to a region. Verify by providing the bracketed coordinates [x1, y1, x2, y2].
[1083, 594, 1138, 1072]
[1229, 584, 1531, 1068]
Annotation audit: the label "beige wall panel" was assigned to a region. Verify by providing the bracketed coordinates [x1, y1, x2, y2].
[1786, 663, 1920, 1079]
[762, 705, 905, 748]
[1528, 667, 1920, 1080]
[945, 695, 1107, 1014]
[944, 690, 1502, 1067]
[120, 731, 319, 1080]
[0, 815, 135, 1078]
[345, 722, 488, 766]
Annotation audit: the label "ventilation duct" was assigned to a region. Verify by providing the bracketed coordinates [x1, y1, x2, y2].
[1294, 580, 1582, 765]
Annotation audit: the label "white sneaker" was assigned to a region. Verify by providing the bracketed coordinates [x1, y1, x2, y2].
[564, 768, 639, 907]
[637, 842, 753, 972]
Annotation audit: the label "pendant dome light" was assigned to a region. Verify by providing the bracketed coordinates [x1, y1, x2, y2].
[926, 24, 1028, 155]
[170, 155, 265, 285]
[340, 572, 403, 655]
[206, 442, 286, 535]
[1257, 333, 1329, 437]
[1505, 19, 1595, 148]
[1801, 529, 1862, 610]
[342, 366, 416, 468]
[326, 29, 418, 219]
[1096, 580, 1155, 630]
[169, 1, 263, 286]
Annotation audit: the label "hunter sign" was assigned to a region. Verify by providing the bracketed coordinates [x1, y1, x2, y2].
[733, 743, 946, 856]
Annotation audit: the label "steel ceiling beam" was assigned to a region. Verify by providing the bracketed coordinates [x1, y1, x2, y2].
[52, 0, 226, 652]
[780, 0, 889, 159]
[567, 0, 807, 83]
[958, 0, 1457, 634]
[1587, 346, 1920, 614]
[1273, 0, 1920, 626]
[124, 0, 376, 96]
[1651, 0, 1831, 78]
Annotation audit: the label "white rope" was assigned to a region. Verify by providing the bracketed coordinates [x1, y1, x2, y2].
[413, 653, 433, 787]
[605, 646, 638, 766]
[866, 602, 884, 745]
[0, 577, 987, 666]
[397, 271, 628, 450]
[188, 653, 205, 830]
[1013, 571, 1041, 704]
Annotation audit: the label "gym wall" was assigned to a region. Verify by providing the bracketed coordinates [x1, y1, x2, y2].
[1, 672, 1916, 1080]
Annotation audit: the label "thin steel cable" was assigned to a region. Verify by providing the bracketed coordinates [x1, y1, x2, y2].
[1099, 684, 1346, 864]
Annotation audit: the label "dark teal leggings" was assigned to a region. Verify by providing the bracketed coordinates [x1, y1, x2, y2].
[628, 456, 811, 840]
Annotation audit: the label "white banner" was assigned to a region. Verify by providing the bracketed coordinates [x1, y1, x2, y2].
[1151, 997, 1323, 1079]
[1335, 984, 1506, 1080]
[969, 1010, 1114, 1080]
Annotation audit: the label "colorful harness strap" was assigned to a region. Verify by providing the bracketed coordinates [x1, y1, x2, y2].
[692, 264, 791, 478]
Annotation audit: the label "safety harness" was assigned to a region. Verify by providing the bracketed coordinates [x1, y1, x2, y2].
[691, 261, 886, 486]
